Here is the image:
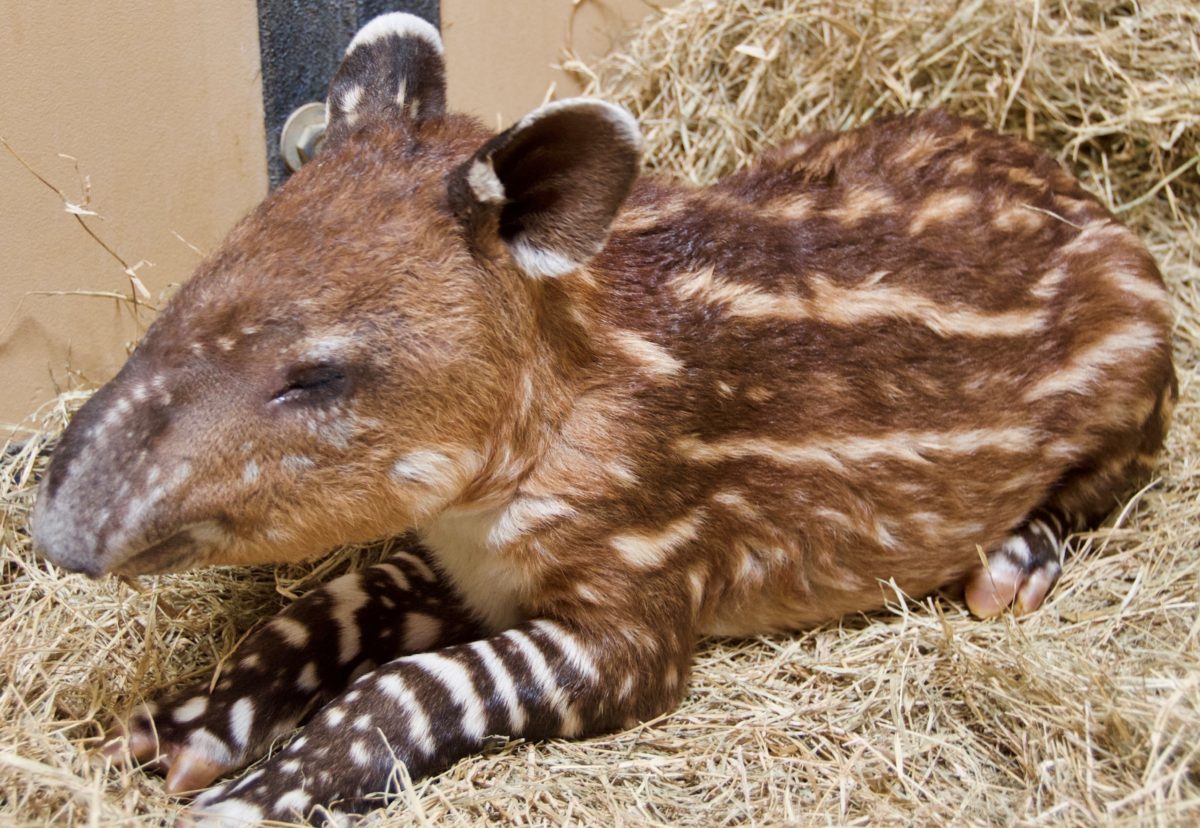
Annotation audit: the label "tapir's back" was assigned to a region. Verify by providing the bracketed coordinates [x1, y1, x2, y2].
[588, 109, 1175, 631]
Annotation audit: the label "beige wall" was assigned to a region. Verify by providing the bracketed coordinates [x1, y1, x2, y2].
[0, 2, 267, 427]
[0, 0, 663, 429]
[442, 0, 665, 126]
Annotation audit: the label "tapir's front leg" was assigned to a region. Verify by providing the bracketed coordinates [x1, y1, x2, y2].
[188, 603, 695, 825]
[107, 544, 485, 792]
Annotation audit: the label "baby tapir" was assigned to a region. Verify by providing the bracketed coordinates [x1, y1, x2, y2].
[32, 12, 1176, 826]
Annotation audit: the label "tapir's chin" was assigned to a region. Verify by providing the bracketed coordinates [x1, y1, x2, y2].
[110, 518, 236, 576]
[112, 532, 207, 576]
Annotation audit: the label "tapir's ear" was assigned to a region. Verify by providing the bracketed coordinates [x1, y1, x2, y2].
[325, 13, 446, 147]
[449, 98, 643, 278]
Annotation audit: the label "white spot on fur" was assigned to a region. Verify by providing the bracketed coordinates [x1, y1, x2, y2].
[376, 562, 410, 590]
[575, 583, 601, 603]
[297, 662, 320, 692]
[281, 455, 316, 473]
[674, 266, 1049, 338]
[339, 84, 364, 116]
[230, 769, 264, 793]
[610, 510, 704, 568]
[349, 739, 373, 766]
[520, 371, 536, 415]
[874, 518, 900, 550]
[377, 673, 435, 755]
[509, 238, 582, 278]
[738, 551, 764, 583]
[909, 190, 976, 235]
[407, 652, 487, 740]
[271, 617, 310, 648]
[186, 728, 233, 768]
[1030, 265, 1069, 300]
[618, 674, 634, 701]
[346, 12, 444, 56]
[274, 788, 311, 816]
[1106, 266, 1171, 308]
[325, 706, 346, 727]
[242, 460, 259, 484]
[677, 427, 1038, 470]
[1024, 322, 1161, 401]
[604, 458, 638, 485]
[687, 567, 706, 614]
[467, 158, 506, 203]
[403, 612, 442, 651]
[489, 495, 576, 548]
[1001, 534, 1032, 565]
[830, 186, 895, 224]
[328, 573, 370, 664]
[229, 698, 254, 747]
[712, 489, 759, 518]
[191, 799, 263, 827]
[612, 330, 684, 377]
[532, 620, 598, 681]
[505, 629, 582, 736]
[471, 639, 526, 731]
[391, 551, 437, 582]
[391, 450, 454, 484]
[174, 696, 208, 723]
[353, 714, 372, 731]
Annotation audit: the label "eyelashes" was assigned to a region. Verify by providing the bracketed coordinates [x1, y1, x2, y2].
[272, 363, 350, 404]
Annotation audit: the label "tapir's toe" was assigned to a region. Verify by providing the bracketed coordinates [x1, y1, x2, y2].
[101, 700, 241, 795]
[966, 519, 1065, 618]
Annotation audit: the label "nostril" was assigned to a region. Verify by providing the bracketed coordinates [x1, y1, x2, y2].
[30, 494, 105, 579]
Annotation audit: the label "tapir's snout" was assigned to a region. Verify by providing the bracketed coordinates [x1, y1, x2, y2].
[30, 502, 106, 578]
[29, 357, 223, 578]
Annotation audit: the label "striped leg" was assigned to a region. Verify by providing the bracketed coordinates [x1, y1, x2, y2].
[105, 545, 484, 793]
[966, 510, 1070, 617]
[188, 618, 692, 825]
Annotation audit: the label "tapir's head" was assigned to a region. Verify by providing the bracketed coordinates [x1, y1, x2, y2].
[32, 14, 642, 577]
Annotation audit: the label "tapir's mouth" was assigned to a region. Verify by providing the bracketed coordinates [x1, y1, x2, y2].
[113, 532, 205, 576]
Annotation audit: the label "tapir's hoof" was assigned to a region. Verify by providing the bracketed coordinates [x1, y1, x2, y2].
[101, 700, 241, 795]
[966, 519, 1064, 618]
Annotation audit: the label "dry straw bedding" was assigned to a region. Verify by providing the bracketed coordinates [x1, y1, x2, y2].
[2, 0, 1198, 824]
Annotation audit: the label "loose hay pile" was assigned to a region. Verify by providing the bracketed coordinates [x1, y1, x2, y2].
[2, 0, 1198, 823]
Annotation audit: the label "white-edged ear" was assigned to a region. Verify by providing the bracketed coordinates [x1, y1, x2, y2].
[450, 98, 643, 278]
[325, 13, 446, 147]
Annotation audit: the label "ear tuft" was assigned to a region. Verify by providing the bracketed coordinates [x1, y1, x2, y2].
[466, 159, 506, 205]
[515, 98, 643, 156]
[325, 13, 446, 147]
[346, 13, 443, 57]
[451, 98, 643, 279]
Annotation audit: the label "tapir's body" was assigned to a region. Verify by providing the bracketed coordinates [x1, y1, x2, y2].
[32, 14, 1174, 825]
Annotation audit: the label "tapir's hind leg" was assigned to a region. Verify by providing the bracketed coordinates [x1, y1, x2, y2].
[966, 509, 1069, 618]
[967, 381, 1175, 619]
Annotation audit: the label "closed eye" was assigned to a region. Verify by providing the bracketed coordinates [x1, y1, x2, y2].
[272, 364, 349, 404]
